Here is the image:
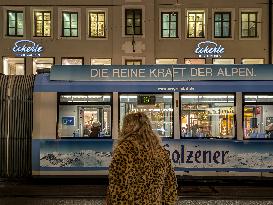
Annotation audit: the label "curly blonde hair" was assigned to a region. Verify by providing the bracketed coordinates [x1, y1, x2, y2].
[118, 112, 162, 156]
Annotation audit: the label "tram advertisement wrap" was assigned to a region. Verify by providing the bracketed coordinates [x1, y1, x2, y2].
[50, 64, 273, 81]
[33, 139, 273, 172]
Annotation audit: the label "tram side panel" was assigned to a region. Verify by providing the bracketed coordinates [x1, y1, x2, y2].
[32, 91, 273, 177]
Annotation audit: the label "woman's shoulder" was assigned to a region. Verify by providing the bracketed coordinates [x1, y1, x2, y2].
[115, 139, 137, 154]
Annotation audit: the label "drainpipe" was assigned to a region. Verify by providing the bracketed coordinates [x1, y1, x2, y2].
[269, 0, 272, 64]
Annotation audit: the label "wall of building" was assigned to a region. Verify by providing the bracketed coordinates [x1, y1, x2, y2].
[0, 0, 270, 74]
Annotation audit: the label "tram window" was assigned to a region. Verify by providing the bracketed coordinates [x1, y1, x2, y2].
[181, 94, 235, 139]
[58, 94, 112, 138]
[119, 94, 173, 138]
[244, 94, 273, 139]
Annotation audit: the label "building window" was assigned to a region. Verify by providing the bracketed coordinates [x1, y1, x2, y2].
[184, 59, 206, 64]
[62, 12, 78, 37]
[33, 58, 54, 74]
[125, 59, 142, 65]
[89, 11, 106, 38]
[7, 10, 24, 36]
[161, 12, 178, 38]
[214, 12, 231, 38]
[58, 94, 112, 138]
[181, 94, 235, 139]
[3, 57, 25, 75]
[61, 58, 83, 65]
[244, 94, 273, 139]
[34, 11, 51, 37]
[213, 59, 235, 64]
[120, 94, 173, 138]
[187, 11, 205, 38]
[156, 59, 177, 64]
[91, 59, 111, 65]
[242, 59, 264, 64]
[125, 9, 142, 35]
[241, 12, 258, 38]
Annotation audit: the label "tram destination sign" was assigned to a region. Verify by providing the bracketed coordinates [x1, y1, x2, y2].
[50, 64, 273, 81]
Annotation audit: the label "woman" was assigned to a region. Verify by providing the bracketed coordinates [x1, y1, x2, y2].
[89, 121, 101, 138]
[107, 112, 178, 205]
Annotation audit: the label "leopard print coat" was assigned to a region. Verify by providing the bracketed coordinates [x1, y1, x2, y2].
[108, 139, 178, 205]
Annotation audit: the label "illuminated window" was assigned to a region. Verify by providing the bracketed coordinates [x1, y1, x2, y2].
[61, 58, 83, 65]
[244, 94, 273, 139]
[241, 12, 257, 38]
[242, 59, 264, 64]
[120, 94, 173, 138]
[181, 94, 235, 139]
[62, 12, 78, 37]
[7, 10, 24, 36]
[213, 59, 234, 64]
[33, 58, 54, 74]
[125, 9, 142, 35]
[91, 59, 111, 65]
[214, 12, 231, 38]
[3, 57, 25, 75]
[187, 11, 205, 38]
[184, 59, 205, 64]
[156, 59, 177, 64]
[58, 94, 112, 138]
[125, 59, 142, 65]
[34, 11, 51, 37]
[161, 12, 178, 38]
[89, 11, 106, 38]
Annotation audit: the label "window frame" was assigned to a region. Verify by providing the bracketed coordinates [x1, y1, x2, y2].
[61, 57, 84, 65]
[57, 92, 113, 139]
[243, 93, 273, 140]
[214, 12, 231, 38]
[241, 12, 258, 38]
[184, 58, 206, 64]
[125, 9, 142, 35]
[3, 57, 26, 75]
[161, 12, 178, 38]
[241, 58, 264, 64]
[118, 92, 175, 139]
[125, 59, 143, 65]
[180, 92, 236, 139]
[155, 58, 178, 65]
[7, 10, 24, 37]
[88, 11, 106, 38]
[212, 58, 235, 64]
[62, 11, 79, 37]
[32, 57, 55, 74]
[187, 10, 205, 38]
[90, 58, 112, 65]
[34, 10, 52, 37]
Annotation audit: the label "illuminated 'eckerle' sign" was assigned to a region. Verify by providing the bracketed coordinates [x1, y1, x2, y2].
[195, 41, 224, 58]
[12, 40, 44, 57]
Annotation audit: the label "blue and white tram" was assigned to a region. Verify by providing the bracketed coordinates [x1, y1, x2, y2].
[32, 64, 273, 177]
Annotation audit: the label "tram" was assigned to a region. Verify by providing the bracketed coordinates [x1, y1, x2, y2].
[32, 64, 273, 177]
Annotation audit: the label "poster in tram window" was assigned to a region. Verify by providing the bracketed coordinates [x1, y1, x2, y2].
[62, 116, 75, 125]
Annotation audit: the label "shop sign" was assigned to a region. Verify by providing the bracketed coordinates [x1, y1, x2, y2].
[194, 41, 224, 58]
[12, 40, 44, 57]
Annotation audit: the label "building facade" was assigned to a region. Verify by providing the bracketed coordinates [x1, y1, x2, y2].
[0, 0, 272, 75]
